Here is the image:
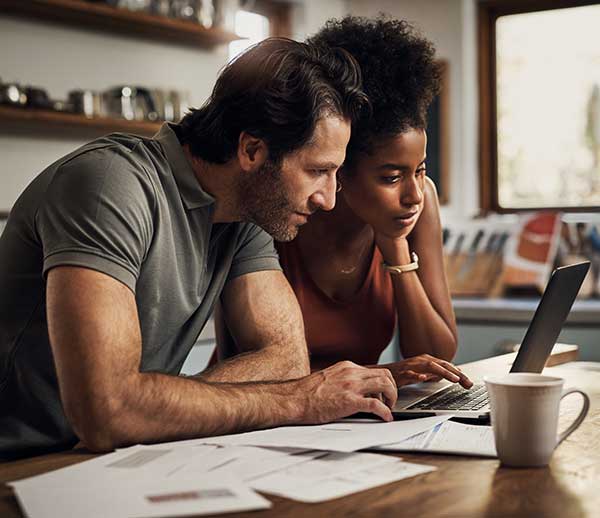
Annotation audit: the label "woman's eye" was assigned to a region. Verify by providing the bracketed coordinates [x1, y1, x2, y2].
[415, 165, 427, 177]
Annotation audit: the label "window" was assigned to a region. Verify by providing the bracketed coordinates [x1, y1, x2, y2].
[478, 0, 600, 212]
[227, 1, 291, 62]
[228, 10, 270, 61]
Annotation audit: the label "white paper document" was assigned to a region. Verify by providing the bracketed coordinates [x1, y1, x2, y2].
[9, 445, 286, 518]
[14, 476, 271, 518]
[10, 444, 221, 490]
[10, 415, 453, 516]
[206, 415, 452, 452]
[170, 444, 322, 481]
[251, 450, 435, 503]
[374, 420, 497, 458]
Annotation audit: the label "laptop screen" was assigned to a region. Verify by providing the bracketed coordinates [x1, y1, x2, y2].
[510, 262, 590, 373]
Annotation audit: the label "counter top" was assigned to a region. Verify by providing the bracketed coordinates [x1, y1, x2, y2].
[452, 297, 600, 325]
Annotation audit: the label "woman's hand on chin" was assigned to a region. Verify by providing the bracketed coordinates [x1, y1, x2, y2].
[373, 206, 424, 263]
[374, 233, 412, 266]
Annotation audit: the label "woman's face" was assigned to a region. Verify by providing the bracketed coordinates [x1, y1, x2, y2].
[342, 129, 427, 239]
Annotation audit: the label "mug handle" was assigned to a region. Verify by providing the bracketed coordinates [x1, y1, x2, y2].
[557, 388, 590, 445]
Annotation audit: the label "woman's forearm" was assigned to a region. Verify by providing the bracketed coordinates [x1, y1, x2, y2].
[378, 236, 457, 361]
[390, 270, 457, 360]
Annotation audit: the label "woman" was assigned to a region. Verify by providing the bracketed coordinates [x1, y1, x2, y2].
[214, 16, 470, 389]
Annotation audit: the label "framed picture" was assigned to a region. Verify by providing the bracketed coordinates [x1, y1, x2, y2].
[426, 60, 450, 204]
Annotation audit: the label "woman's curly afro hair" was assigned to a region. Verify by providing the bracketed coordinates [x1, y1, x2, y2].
[308, 15, 441, 161]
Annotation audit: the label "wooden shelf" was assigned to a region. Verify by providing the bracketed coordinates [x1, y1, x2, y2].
[0, 105, 162, 137]
[0, 0, 242, 49]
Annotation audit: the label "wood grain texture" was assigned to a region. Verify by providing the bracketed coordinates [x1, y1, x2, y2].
[1, 360, 598, 517]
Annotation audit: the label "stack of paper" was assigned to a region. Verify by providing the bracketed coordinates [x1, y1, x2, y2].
[10, 416, 451, 516]
[10, 445, 274, 518]
[374, 420, 497, 458]
[206, 414, 452, 451]
[249, 450, 435, 503]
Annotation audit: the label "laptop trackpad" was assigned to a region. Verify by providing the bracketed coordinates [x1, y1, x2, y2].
[394, 380, 450, 410]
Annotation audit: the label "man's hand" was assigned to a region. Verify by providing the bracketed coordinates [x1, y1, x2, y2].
[381, 354, 472, 389]
[295, 361, 398, 423]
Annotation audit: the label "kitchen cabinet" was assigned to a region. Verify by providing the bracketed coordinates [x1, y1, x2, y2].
[453, 297, 600, 363]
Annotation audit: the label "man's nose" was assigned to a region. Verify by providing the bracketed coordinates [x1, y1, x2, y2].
[310, 174, 337, 212]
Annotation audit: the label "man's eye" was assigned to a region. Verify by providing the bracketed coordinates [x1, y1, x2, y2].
[416, 167, 427, 177]
[382, 176, 400, 184]
[312, 169, 330, 176]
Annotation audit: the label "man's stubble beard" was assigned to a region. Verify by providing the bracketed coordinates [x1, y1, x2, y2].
[238, 159, 300, 242]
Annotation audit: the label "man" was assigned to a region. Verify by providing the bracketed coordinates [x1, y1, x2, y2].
[0, 38, 398, 460]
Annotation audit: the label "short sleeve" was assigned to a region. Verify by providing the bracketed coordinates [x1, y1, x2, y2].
[37, 146, 155, 292]
[226, 224, 281, 282]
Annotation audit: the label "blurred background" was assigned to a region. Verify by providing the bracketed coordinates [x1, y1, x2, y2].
[1, 0, 599, 369]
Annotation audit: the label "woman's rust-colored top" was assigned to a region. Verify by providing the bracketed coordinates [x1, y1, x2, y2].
[276, 239, 396, 370]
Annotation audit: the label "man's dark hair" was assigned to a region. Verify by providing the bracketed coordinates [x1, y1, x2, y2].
[179, 38, 369, 164]
[308, 16, 441, 163]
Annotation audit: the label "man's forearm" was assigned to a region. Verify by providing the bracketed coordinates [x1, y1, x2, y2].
[84, 372, 305, 451]
[198, 345, 309, 382]
[81, 360, 402, 452]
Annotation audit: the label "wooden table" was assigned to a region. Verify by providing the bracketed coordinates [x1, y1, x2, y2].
[1, 355, 598, 518]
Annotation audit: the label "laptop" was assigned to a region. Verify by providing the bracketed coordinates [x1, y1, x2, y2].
[392, 261, 591, 420]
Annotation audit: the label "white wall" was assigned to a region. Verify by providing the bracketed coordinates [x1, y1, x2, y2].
[0, 15, 227, 210]
[347, 0, 479, 224]
[291, 0, 348, 40]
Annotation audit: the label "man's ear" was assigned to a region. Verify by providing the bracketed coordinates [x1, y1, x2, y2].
[237, 131, 268, 172]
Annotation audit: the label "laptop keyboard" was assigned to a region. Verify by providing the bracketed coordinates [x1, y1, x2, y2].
[407, 383, 489, 411]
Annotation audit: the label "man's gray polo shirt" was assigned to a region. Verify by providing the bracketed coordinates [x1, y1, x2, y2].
[0, 123, 281, 459]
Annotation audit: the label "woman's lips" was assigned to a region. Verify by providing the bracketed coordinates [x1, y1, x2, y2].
[397, 211, 417, 219]
[394, 212, 418, 227]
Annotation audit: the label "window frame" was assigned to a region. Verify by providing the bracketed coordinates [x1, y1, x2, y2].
[478, 0, 600, 213]
[428, 60, 450, 205]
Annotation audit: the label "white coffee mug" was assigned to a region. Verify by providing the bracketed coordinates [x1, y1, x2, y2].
[484, 373, 590, 467]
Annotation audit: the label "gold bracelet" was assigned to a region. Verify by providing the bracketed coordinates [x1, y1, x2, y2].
[382, 252, 419, 274]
